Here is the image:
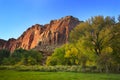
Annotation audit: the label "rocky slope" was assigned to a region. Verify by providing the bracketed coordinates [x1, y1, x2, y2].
[0, 39, 7, 50]
[0, 16, 81, 52]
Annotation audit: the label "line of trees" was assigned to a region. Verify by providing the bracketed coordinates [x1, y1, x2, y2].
[46, 16, 120, 73]
[0, 48, 43, 65]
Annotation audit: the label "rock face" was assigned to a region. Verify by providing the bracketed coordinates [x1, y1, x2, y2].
[0, 16, 81, 52]
[0, 39, 7, 50]
[4, 38, 16, 52]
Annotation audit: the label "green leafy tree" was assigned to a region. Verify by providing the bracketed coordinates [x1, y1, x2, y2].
[28, 50, 43, 65]
[46, 43, 90, 66]
[27, 56, 37, 65]
[64, 44, 82, 65]
[0, 49, 10, 65]
[70, 16, 114, 56]
[2, 57, 15, 65]
[11, 48, 27, 64]
[110, 22, 120, 72]
[11, 48, 43, 65]
[46, 46, 65, 65]
[70, 16, 118, 72]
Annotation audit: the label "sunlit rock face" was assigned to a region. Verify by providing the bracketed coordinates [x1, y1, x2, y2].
[0, 16, 81, 52]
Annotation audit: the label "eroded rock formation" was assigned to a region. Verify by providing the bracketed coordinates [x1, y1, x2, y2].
[0, 16, 81, 52]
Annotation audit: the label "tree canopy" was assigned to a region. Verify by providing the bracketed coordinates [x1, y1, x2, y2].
[46, 16, 120, 72]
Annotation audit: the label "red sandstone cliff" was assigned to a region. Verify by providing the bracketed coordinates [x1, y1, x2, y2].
[0, 16, 81, 52]
[0, 39, 7, 50]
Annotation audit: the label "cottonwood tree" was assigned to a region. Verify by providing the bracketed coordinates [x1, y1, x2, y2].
[70, 16, 117, 72]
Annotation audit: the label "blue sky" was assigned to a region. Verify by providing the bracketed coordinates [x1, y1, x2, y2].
[0, 0, 120, 40]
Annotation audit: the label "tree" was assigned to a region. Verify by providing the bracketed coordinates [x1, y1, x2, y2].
[46, 43, 90, 66]
[28, 50, 43, 65]
[11, 48, 27, 64]
[27, 56, 37, 65]
[110, 22, 120, 72]
[111, 23, 120, 62]
[2, 57, 15, 65]
[118, 15, 120, 23]
[70, 16, 118, 72]
[0, 49, 10, 65]
[70, 16, 114, 56]
[64, 43, 89, 66]
[46, 46, 65, 65]
[64, 44, 77, 65]
[11, 48, 43, 65]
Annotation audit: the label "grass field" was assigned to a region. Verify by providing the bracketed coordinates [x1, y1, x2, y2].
[0, 70, 120, 80]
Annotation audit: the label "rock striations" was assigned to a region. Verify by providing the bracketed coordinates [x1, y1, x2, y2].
[0, 16, 81, 52]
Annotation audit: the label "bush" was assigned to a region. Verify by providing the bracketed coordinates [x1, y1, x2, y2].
[11, 49, 43, 65]
[0, 65, 99, 72]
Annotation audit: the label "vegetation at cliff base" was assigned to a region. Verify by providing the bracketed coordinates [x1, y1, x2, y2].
[46, 16, 120, 73]
[0, 48, 43, 65]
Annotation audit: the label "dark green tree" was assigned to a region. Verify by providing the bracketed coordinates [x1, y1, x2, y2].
[0, 49, 10, 65]
[11, 48, 43, 65]
[11, 48, 27, 64]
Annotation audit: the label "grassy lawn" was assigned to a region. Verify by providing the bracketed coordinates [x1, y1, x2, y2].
[0, 70, 120, 80]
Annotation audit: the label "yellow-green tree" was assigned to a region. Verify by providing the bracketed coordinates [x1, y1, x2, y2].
[70, 16, 117, 72]
[46, 46, 65, 65]
[64, 44, 79, 65]
[70, 16, 114, 56]
[110, 22, 120, 72]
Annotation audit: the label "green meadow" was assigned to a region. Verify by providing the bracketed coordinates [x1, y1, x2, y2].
[0, 70, 120, 80]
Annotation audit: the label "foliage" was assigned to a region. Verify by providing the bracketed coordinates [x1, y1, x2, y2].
[46, 16, 120, 73]
[0, 48, 43, 65]
[111, 23, 120, 63]
[2, 57, 15, 65]
[11, 49, 43, 65]
[69, 16, 120, 72]
[46, 46, 65, 65]
[11, 48, 28, 64]
[70, 16, 114, 56]
[0, 49, 10, 65]
[46, 43, 94, 67]
[0, 65, 98, 72]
